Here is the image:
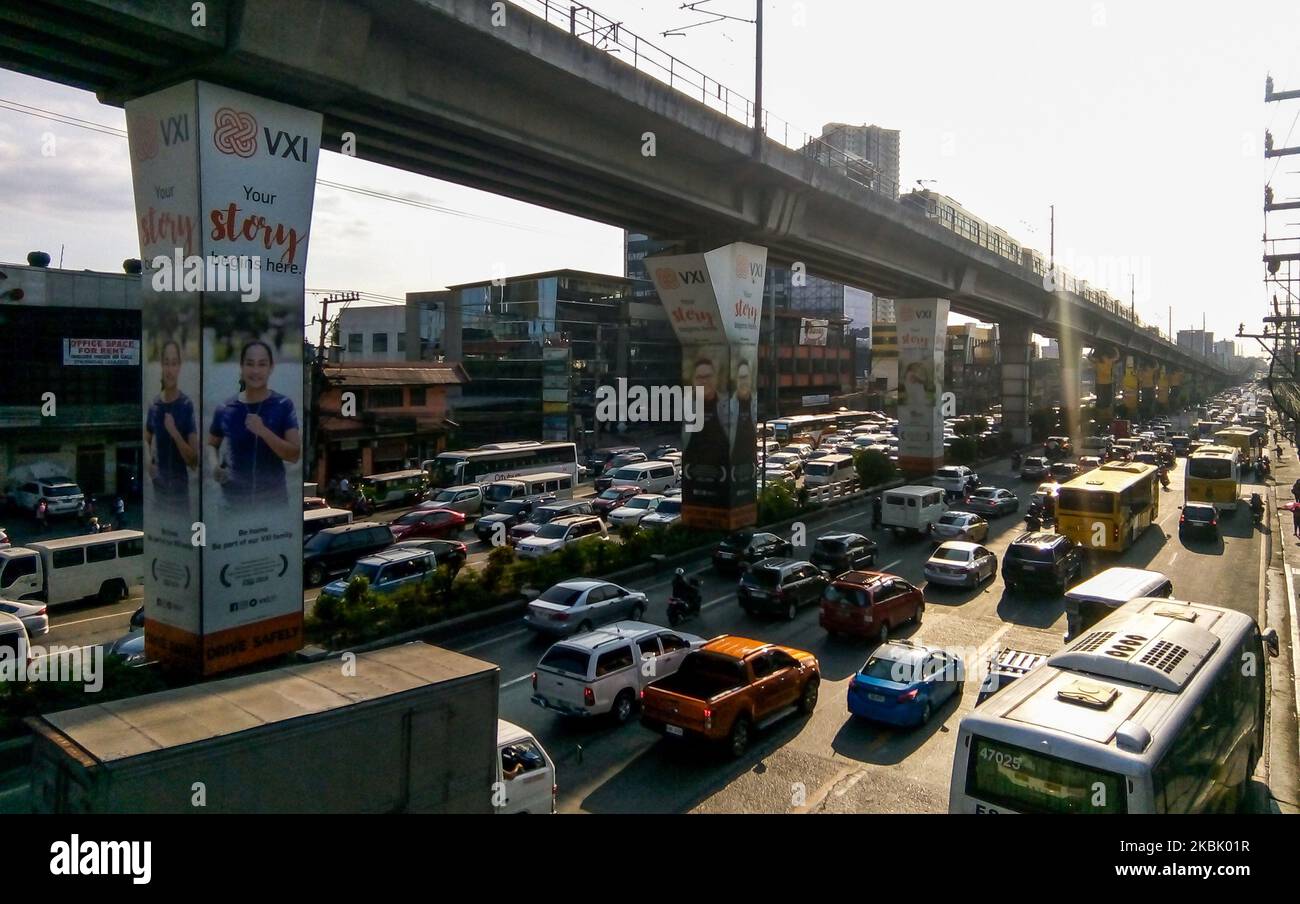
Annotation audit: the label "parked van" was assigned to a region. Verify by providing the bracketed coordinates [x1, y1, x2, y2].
[803, 453, 855, 487]
[357, 469, 430, 509]
[881, 486, 947, 537]
[603, 460, 677, 495]
[0, 611, 31, 660]
[1063, 567, 1173, 641]
[482, 472, 575, 513]
[304, 507, 352, 542]
[495, 720, 556, 814]
[0, 531, 144, 606]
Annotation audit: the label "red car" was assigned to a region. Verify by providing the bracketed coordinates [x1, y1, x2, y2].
[388, 508, 466, 540]
[592, 485, 641, 518]
[819, 570, 924, 642]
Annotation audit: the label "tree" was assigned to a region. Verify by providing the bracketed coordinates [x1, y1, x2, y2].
[854, 450, 896, 489]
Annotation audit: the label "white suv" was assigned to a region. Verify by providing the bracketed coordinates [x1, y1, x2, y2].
[516, 515, 608, 558]
[7, 478, 85, 516]
[531, 622, 705, 722]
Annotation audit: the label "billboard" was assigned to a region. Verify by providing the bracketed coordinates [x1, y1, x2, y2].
[895, 299, 950, 473]
[128, 81, 320, 675]
[63, 338, 140, 366]
[648, 242, 766, 530]
[799, 319, 829, 346]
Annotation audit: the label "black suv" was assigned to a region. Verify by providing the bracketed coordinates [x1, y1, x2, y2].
[712, 531, 793, 573]
[474, 497, 547, 545]
[303, 521, 396, 587]
[738, 558, 829, 619]
[1179, 502, 1219, 540]
[810, 532, 877, 574]
[1000, 532, 1083, 595]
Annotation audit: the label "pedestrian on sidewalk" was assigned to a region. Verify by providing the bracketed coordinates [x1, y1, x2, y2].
[1291, 477, 1300, 504]
[1292, 506, 1300, 539]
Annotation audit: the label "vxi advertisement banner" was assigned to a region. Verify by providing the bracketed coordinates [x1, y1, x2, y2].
[126, 81, 321, 675]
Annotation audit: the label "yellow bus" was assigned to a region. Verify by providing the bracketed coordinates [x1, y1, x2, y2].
[1212, 427, 1258, 460]
[1056, 462, 1160, 553]
[1185, 445, 1241, 513]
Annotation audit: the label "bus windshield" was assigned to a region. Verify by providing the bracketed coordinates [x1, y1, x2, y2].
[1188, 458, 1233, 480]
[1058, 488, 1115, 514]
[427, 456, 464, 488]
[967, 736, 1127, 814]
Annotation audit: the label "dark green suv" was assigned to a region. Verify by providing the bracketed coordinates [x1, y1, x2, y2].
[738, 558, 829, 620]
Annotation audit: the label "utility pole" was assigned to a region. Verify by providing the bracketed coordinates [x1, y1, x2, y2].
[665, 2, 763, 155]
[310, 291, 359, 486]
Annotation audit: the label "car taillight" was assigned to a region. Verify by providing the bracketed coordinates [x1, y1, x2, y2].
[554, 612, 568, 621]
[639, 689, 644, 700]
[703, 707, 713, 730]
[36, 607, 47, 616]
[584, 687, 595, 707]
[897, 688, 919, 703]
[1180, 516, 1185, 523]
[457, 543, 467, 554]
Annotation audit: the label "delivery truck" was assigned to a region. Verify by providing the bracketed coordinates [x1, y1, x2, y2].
[26, 643, 502, 814]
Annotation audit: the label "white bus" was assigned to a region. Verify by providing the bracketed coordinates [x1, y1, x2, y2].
[423, 442, 579, 489]
[950, 596, 1275, 814]
[0, 530, 145, 606]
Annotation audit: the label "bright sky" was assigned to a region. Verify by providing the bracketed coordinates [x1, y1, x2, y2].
[1, 0, 1298, 352]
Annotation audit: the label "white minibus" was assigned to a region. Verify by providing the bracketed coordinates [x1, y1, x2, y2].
[950, 596, 1276, 814]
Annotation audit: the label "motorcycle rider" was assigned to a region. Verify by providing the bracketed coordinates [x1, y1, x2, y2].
[1250, 493, 1265, 521]
[672, 568, 697, 606]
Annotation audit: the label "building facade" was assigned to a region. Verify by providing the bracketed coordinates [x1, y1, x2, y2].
[0, 259, 143, 499]
[336, 305, 410, 363]
[314, 362, 467, 482]
[944, 323, 1001, 415]
[814, 123, 901, 198]
[1177, 329, 1215, 357]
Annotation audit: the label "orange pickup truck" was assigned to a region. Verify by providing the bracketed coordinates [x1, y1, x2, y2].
[639, 636, 820, 757]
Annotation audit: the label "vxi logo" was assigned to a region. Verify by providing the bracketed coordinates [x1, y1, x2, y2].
[212, 106, 311, 162]
[595, 379, 704, 433]
[49, 835, 151, 885]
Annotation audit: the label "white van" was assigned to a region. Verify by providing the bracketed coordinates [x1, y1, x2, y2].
[482, 472, 574, 513]
[882, 486, 947, 537]
[0, 530, 144, 606]
[603, 460, 678, 494]
[495, 719, 556, 814]
[0, 611, 30, 661]
[1063, 567, 1173, 641]
[304, 507, 352, 542]
[803, 453, 855, 487]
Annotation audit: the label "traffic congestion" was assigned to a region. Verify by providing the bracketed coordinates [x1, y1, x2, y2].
[2, 387, 1286, 814]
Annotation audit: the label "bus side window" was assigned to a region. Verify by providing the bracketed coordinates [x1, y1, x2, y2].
[52, 548, 84, 569]
[560, 477, 572, 491]
[117, 537, 143, 558]
[86, 543, 116, 564]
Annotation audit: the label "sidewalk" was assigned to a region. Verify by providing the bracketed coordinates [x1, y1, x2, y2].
[1261, 426, 1300, 813]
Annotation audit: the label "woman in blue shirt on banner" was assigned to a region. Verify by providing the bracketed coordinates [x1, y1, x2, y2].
[206, 340, 301, 509]
[145, 339, 200, 509]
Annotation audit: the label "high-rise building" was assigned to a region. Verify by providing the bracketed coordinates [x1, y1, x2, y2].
[1177, 329, 1215, 357]
[815, 123, 901, 198]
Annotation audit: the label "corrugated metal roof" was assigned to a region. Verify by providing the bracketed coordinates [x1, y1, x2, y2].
[324, 363, 469, 386]
[40, 643, 496, 764]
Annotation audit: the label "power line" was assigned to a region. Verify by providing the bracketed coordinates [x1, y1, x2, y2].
[0, 97, 586, 236]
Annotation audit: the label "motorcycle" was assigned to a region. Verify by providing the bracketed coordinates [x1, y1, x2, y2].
[350, 494, 375, 517]
[667, 576, 704, 627]
[1159, 470, 1170, 491]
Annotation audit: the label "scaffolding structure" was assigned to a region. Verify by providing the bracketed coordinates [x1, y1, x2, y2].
[1242, 77, 1300, 419]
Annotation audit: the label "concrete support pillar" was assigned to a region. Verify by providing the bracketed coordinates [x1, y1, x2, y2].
[1058, 332, 1083, 444]
[1000, 322, 1033, 445]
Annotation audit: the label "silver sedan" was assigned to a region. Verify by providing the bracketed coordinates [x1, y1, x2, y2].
[0, 598, 49, 638]
[924, 542, 998, 588]
[928, 511, 989, 543]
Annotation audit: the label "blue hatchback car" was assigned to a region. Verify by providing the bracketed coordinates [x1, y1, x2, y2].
[847, 640, 965, 727]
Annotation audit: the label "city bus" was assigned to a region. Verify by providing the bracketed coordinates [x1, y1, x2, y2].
[1213, 426, 1259, 460]
[950, 596, 1276, 813]
[1054, 462, 1159, 553]
[1185, 445, 1241, 513]
[769, 410, 881, 445]
[422, 441, 579, 489]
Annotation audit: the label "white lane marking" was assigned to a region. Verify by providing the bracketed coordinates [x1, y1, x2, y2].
[1169, 552, 1179, 566]
[51, 611, 135, 628]
[502, 673, 534, 689]
[459, 627, 528, 652]
[882, 559, 902, 572]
